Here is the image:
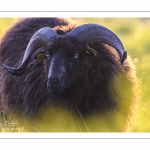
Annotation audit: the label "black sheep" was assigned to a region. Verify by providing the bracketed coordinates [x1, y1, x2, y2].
[0, 18, 140, 131]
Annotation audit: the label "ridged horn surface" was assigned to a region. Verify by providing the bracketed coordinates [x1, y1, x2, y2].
[4, 27, 58, 75]
[67, 24, 127, 64]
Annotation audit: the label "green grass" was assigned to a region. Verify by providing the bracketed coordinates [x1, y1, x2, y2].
[0, 18, 150, 132]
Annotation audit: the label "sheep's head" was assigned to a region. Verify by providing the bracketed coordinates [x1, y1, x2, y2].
[40, 37, 90, 95]
[3, 24, 127, 95]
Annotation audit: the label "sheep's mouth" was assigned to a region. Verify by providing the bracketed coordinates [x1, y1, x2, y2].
[48, 87, 64, 95]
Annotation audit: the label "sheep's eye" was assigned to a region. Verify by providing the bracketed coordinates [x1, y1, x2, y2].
[36, 52, 46, 62]
[74, 54, 79, 59]
[46, 54, 50, 60]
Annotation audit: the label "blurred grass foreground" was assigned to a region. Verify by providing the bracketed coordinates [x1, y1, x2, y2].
[0, 18, 150, 132]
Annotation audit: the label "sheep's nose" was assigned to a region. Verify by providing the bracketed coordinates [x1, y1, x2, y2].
[47, 77, 59, 88]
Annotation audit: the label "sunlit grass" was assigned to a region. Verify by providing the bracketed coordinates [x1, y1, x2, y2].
[0, 18, 18, 37]
[0, 18, 150, 132]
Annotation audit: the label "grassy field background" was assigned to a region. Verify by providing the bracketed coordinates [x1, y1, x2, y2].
[0, 18, 150, 132]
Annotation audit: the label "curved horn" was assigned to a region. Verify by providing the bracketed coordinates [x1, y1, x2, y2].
[3, 27, 58, 76]
[67, 24, 127, 64]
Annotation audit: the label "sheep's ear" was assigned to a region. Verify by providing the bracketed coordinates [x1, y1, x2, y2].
[35, 52, 47, 62]
[86, 45, 98, 56]
[86, 51, 91, 55]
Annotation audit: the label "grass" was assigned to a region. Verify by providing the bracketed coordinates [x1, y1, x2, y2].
[0, 18, 150, 132]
